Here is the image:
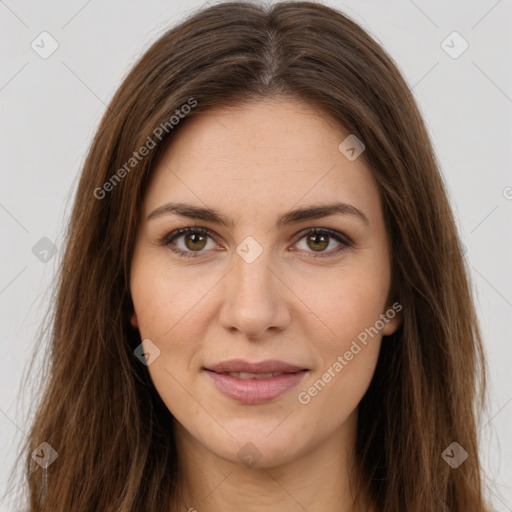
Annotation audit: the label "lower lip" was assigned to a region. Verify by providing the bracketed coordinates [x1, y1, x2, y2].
[205, 369, 308, 405]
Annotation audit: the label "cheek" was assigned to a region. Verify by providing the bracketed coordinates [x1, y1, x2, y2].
[130, 254, 216, 338]
[295, 264, 388, 398]
[297, 277, 384, 425]
[129, 256, 211, 395]
[299, 264, 390, 344]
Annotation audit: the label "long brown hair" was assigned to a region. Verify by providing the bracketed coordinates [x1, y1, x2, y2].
[8, 1, 492, 510]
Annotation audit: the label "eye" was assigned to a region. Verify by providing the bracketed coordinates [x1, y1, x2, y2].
[159, 226, 351, 259]
[293, 227, 351, 258]
[159, 226, 218, 258]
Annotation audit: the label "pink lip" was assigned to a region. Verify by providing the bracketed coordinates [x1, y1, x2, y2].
[205, 359, 307, 374]
[203, 359, 309, 405]
[205, 370, 308, 405]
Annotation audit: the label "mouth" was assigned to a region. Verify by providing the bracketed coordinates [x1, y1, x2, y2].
[204, 358, 308, 375]
[210, 371, 300, 379]
[203, 360, 309, 405]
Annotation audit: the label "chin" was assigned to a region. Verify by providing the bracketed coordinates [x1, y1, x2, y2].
[206, 424, 310, 469]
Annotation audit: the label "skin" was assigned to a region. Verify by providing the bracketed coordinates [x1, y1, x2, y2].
[129, 96, 402, 512]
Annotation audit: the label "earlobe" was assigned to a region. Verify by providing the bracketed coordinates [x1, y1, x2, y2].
[382, 314, 401, 336]
[382, 301, 403, 336]
[130, 312, 139, 329]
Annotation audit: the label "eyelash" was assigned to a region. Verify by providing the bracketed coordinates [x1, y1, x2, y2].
[158, 225, 352, 259]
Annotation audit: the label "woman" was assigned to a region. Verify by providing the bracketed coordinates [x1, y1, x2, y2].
[12, 1, 492, 510]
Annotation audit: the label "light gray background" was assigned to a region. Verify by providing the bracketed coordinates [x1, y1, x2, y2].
[1, 0, 511, 510]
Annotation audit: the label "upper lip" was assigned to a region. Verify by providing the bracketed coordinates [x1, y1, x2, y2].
[204, 359, 308, 374]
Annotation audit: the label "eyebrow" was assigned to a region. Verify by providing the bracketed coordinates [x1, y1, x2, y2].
[146, 201, 370, 228]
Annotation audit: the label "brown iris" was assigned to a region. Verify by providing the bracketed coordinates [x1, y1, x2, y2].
[184, 233, 207, 251]
[307, 233, 329, 252]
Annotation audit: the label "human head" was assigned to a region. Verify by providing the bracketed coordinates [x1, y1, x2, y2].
[18, 2, 488, 511]
[128, 92, 402, 486]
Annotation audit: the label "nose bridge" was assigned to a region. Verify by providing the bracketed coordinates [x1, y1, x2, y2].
[219, 235, 290, 337]
[234, 239, 272, 296]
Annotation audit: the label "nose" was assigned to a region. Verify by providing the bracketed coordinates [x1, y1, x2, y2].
[218, 243, 292, 340]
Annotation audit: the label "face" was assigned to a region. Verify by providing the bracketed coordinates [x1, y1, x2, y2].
[129, 96, 401, 468]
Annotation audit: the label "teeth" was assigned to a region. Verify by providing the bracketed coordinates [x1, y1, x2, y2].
[222, 372, 283, 379]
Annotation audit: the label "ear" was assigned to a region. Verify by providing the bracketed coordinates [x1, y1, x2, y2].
[381, 301, 403, 336]
[130, 312, 139, 329]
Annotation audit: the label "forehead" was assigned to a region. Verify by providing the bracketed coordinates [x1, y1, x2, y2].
[143, 97, 382, 228]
